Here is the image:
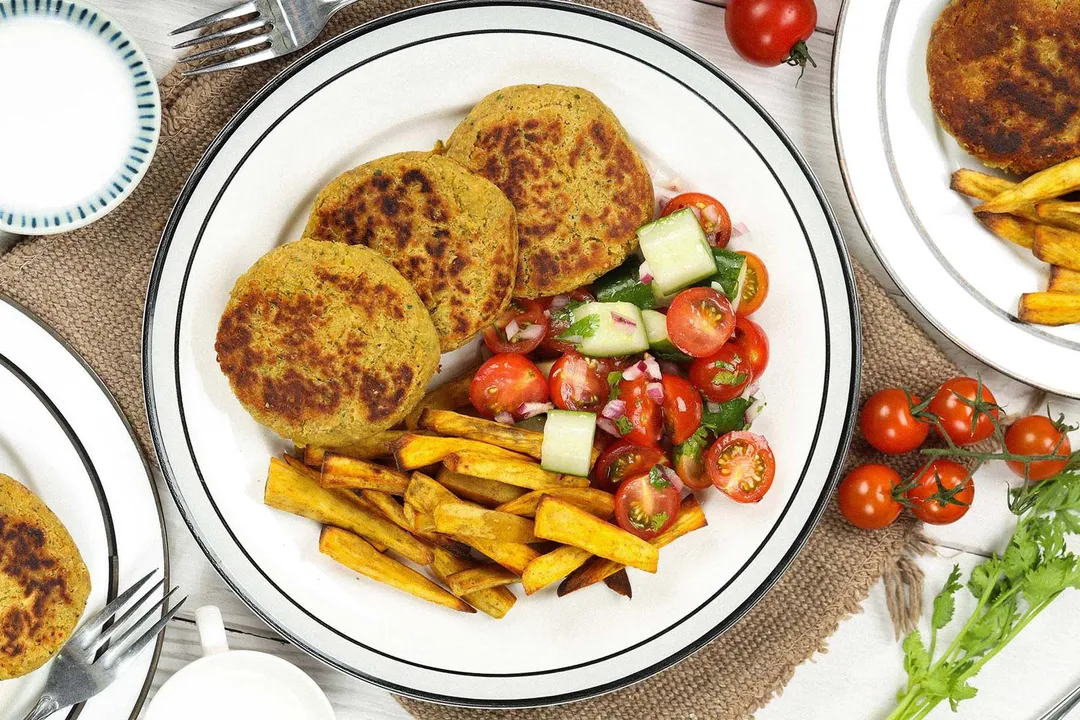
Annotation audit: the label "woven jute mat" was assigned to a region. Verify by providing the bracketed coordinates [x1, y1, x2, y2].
[0, 0, 958, 717]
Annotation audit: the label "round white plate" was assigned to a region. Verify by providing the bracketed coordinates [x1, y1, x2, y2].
[145, 0, 858, 707]
[833, 0, 1080, 397]
[0, 296, 167, 720]
[0, 0, 159, 235]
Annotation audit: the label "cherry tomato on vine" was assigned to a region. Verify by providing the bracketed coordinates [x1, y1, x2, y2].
[837, 464, 903, 530]
[905, 459, 973, 525]
[705, 431, 776, 503]
[469, 353, 549, 419]
[859, 388, 930, 455]
[661, 193, 733, 247]
[1004, 415, 1073, 481]
[725, 0, 817, 73]
[592, 441, 668, 493]
[666, 287, 736, 358]
[482, 298, 548, 354]
[737, 252, 770, 316]
[661, 374, 703, 443]
[729, 315, 770, 378]
[614, 471, 681, 540]
[928, 377, 1000, 446]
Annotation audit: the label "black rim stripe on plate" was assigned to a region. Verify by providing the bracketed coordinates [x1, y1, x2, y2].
[144, 0, 860, 707]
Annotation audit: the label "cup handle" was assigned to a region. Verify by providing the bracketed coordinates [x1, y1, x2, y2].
[195, 606, 229, 657]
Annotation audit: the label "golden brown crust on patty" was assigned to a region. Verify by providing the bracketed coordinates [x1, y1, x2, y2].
[215, 239, 440, 446]
[928, 0, 1080, 175]
[304, 152, 517, 351]
[0, 473, 90, 680]
[445, 85, 654, 298]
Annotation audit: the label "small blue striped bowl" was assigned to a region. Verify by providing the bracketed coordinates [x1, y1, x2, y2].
[0, 0, 160, 235]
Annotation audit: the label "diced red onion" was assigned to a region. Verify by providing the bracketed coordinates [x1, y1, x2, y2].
[742, 381, 761, 399]
[601, 399, 627, 419]
[597, 417, 622, 437]
[688, 205, 703, 221]
[646, 382, 664, 403]
[505, 319, 520, 341]
[705, 232, 718, 247]
[745, 398, 765, 426]
[622, 361, 647, 381]
[562, 336, 584, 345]
[516, 323, 545, 341]
[549, 295, 570, 309]
[638, 261, 654, 285]
[517, 401, 553, 419]
[611, 311, 638, 330]
[702, 204, 720, 224]
[732, 222, 750, 239]
[705, 401, 722, 413]
[658, 464, 684, 493]
[710, 281, 725, 293]
[494, 411, 515, 425]
[667, 177, 683, 192]
[659, 360, 682, 377]
[643, 353, 662, 381]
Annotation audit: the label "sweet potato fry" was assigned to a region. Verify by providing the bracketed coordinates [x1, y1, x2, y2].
[496, 488, 614, 519]
[1049, 265, 1080, 293]
[430, 546, 516, 619]
[319, 527, 472, 613]
[264, 458, 431, 565]
[434, 502, 539, 543]
[320, 454, 410, 494]
[950, 168, 1014, 200]
[445, 565, 520, 595]
[404, 366, 479, 430]
[442, 450, 589, 490]
[419, 409, 545, 458]
[604, 569, 633, 599]
[360, 489, 470, 556]
[534, 497, 658, 573]
[1034, 225, 1080, 272]
[521, 545, 593, 595]
[974, 212, 1037, 250]
[405, 472, 462, 513]
[977, 157, 1080, 214]
[436, 467, 527, 508]
[1018, 292, 1080, 325]
[302, 431, 415, 466]
[558, 495, 708, 596]
[393, 434, 529, 470]
[1034, 200, 1080, 232]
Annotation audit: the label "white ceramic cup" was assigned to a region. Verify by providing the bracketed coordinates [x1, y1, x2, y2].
[143, 606, 335, 720]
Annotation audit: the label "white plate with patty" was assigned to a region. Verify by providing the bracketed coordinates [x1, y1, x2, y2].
[0, 296, 167, 720]
[144, 0, 858, 707]
[833, 0, 1080, 397]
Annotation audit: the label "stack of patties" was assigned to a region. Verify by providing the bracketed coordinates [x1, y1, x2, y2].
[0, 473, 90, 680]
[217, 85, 653, 447]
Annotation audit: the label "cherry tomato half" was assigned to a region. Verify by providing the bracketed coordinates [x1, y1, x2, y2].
[928, 377, 1000, 446]
[469, 353, 549, 419]
[729, 315, 770, 379]
[705, 431, 776, 503]
[660, 374, 703, 444]
[614, 471, 681, 540]
[737, 252, 770, 316]
[660, 192, 733, 247]
[549, 352, 615, 413]
[592, 441, 668, 493]
[1004, 415, 1073, 481]
[725, 0, 818, 70]
[905, 459, 973, 525]
[859, 388, 930, 455]
[673, 432, 712, 490]
[689, 343, 754, 403]
[667, 287, 736, 358]
[482, 298, 549, 354]
[837, 464, 903, 530]
[539, 289, 596, 355]
[617, 375, 663, 448]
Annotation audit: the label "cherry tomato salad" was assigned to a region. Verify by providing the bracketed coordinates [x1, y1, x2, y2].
[469, 192, 776, 540]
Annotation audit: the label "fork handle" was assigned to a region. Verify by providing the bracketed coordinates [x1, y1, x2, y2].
[22, 695, 61, 720]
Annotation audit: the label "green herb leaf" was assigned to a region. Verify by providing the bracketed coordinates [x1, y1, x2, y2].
[932, 565, 963, 631]
[947, 679, 978, 711]
[607, 371, 623, 402]
[649, 511, 669, 532]
[701, 398, 753, 434]
[901, 630, 930, 684]
[558, 313, 599, 341]
[674, 427, 710, 462]
[549, 299, 585, 328]
[712, 370, 749, 387]
[648, 465, 672, 490]
[614, 416, 633, 435]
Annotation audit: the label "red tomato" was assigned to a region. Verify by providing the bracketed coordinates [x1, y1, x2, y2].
[725, 0, 818, 71]
[617, 376, 663, 447]
[859, 388, 930, 455]
[906, 459, 973, 525]
[928, 377, 1000, 446]
[482, 298, 548, 354]
[837, 464, 903, 530]
[705, 431, 776, 503]
[539, 290, 595, 355]
[729, 315, 770, 378]
[660, 192, 733, 247]
[660, 375, 703, 443]
[673, 431, 712, 491]
[469, 353, 549, 419]
[614, 470, 681, 539]
[1004, 415, 1073, 481]
[592, 441, 668, 493]
[689, 344, 754, 402]
[548, 352, 615, 413]
[666, 287, 736, 358]
[737, 252, 770, 316]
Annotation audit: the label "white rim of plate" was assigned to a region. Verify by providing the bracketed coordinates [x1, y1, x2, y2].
[831, 0, 1080, 398]
[143, 0, 861, 707]
[0, 293, 169, 719]
[0, 0, 160, 235]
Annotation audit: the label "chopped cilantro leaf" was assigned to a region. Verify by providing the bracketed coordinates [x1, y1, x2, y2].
[649, 511, 669, 532]
[548, 299, 585, 328]
[607, 370, 623, 401]
[614, 416, 633, 435]
[557, 312, 598, 341]
[648, 465, 672, 490]
[712, 370, 749, 387]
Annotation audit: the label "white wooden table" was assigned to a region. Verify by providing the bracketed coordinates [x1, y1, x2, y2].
[85, 1, 1080, 717]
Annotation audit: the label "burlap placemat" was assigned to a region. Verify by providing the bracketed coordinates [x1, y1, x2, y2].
[0, 1, 958, 717]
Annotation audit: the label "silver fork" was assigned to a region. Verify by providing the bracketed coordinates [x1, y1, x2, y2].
[21, 570, 186, 720]
[170, 0, 356, 76]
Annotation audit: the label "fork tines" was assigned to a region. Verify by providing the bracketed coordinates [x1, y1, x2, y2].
[170, 0, 277, 76]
